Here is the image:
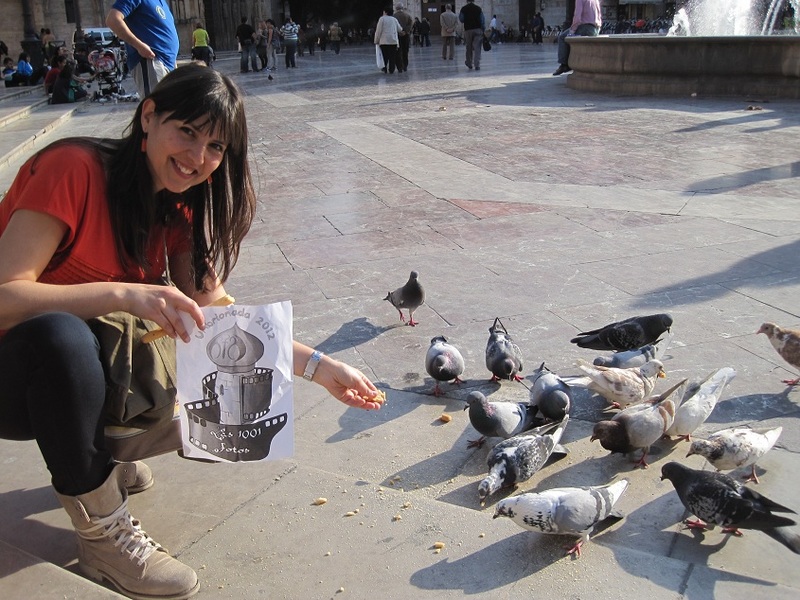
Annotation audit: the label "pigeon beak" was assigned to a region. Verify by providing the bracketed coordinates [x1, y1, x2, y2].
[685, 449, 694, 458]
[590, 435, 597, 442]
[492, 513, 500, 519]
[463, 404, 469, 411]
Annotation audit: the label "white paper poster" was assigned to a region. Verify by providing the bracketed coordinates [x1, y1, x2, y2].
[177, 301, 294, 463]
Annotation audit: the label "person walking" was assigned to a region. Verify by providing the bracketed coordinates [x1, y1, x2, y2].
[328, 22, 343, 54]
[374, 7, 402, 74]
[280, 17, 300, 68]
[191, 22, 211, 66]
[532, 12, 545, 44]
[235, 16, 259, 73]
[106, 0, 180, 97]
[255, 20, 269, 70]
[459, 0, 485, 71]
[553, 0, 602, 75]
[393, 3, 413, 73]
[440, 4, 459, 60]
[266, 19, 279, 73]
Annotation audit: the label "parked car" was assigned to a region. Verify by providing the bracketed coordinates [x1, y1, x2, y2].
[84, 27, 118, 47]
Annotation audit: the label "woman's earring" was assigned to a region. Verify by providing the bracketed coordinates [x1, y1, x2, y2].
[207, 176, 213, 185]
[141, 135, 148, 153]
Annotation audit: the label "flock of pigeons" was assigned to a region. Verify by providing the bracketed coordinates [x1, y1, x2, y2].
[383, 271, 800, 558]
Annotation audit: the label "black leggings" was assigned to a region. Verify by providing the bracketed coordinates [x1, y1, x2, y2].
[0, 313, 113, 495]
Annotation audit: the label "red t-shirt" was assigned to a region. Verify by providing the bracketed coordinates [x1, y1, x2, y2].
[0, 144, 192, 285]
[44, 67, 60, 92]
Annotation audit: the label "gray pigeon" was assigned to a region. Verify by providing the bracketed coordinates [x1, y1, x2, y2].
[485, 317, 524, 382]
[687, 426, 782, 484]
[590, 379, 684, 469]
[660, 461, 800, 554]
[464, 390, 540, 448]
[493, 479, 629, 557]
[425, 335, 465, 397]
[478, 416, 569, 505]
[530, 362, 572, 421]
[571, 313, 673, 352]
[592, 331, 674, 369]
[665, 367, 736, 442]
[384, 270, 424, 326]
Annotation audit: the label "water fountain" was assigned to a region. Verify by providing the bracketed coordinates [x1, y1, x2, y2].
[565, 0, 800, 98]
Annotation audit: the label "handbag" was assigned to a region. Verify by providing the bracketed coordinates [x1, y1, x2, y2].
[88, 312, 183, 461]
[483, 37, 492, 51]
[375, 44, 384, 68]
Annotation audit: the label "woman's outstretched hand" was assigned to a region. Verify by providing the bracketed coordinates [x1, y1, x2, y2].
[312, 356, 384, 410]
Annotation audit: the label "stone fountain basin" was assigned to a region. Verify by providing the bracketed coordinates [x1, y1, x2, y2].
[565, 34, 800, 98]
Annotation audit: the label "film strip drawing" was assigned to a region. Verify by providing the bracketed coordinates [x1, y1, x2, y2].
[183, 322, 287, 462]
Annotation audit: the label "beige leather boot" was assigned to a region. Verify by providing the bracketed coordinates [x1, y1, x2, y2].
[124, 461, 154, 494]
[55, 463, 199, 599]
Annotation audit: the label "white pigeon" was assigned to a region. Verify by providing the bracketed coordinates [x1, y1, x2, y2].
[567, 359, 666, 409]
[665, 367, 736, 441]
[687, 426, 782, 484]
[592, 331, 674, 369]
[493, 479, 629, 557]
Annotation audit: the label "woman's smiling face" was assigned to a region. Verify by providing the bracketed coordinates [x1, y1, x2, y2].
[140, 98, 227, 193]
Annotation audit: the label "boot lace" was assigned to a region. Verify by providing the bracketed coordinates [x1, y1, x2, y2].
[78, 497, 162, 566]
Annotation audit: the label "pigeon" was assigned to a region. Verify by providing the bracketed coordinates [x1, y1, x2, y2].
[687, 426, 782, 484]
[530, 362, 572, 421]
[592, 331, 674, 369]
[464, 390, 539, 448]
[493, 479, 630, 557]
[590, 379, 683, 468]
[478, 416, 569, 505]
[664, 367, 737, 442]
[485, 318, 524, 382]
[425, 336, 465, 397]
[570, 313, 673, 352]
[660, 461, 800, 554]
[567, 358, 666, 409]
[757, 322, 800, 385]
[384, 271, 424, 326]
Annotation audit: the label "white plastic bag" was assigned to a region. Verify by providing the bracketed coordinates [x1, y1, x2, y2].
[177, 301, 294, 463]
[376, 44, 384, 68]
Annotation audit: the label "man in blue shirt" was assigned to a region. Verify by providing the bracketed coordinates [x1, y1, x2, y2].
[106, 0, 179, 97]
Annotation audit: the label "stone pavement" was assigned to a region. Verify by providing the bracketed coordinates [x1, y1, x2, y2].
[1, 41, 800, 600]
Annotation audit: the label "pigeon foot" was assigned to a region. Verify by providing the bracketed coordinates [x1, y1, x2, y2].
[633, 452, 650, 469]
[782, 377, 800, 386]
[565, 540, 584, 558]
[722, 527, 744, 536]
[742, 465, 760, 484]
[684, 519, 708, 530]
[467, 436, 487, 449]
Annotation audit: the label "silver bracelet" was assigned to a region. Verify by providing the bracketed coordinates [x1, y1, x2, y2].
[302, 350, 324, 381]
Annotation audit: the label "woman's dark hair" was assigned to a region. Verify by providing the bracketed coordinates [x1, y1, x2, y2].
[57, 61, 74, 80]
[108, 63, 255, 290]
[31, 63, 255, 291]
[51, 54, 67, 68]
[18, 52, 29, 61]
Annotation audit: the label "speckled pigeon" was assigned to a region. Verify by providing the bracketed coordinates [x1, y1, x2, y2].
[660, 461, 800, 553]
[478, 416, 569, 505]
[568, 358, 666, 409]
[687, 426, 782, 484]
[493, 479, 629, 557]
[757, 322, 800, 385]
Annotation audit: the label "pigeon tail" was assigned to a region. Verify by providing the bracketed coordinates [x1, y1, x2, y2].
[764, 527, 800, 554]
